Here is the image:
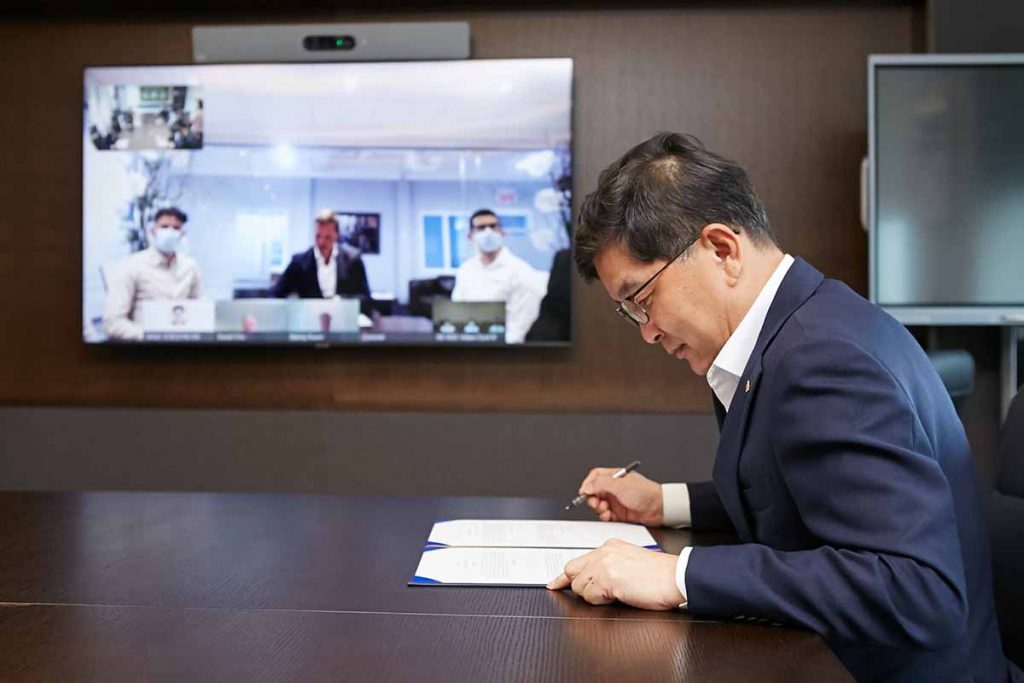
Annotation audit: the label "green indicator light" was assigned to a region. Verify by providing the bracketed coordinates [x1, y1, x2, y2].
[336, 38, 344, 47]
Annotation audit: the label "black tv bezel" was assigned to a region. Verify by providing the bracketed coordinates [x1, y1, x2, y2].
[80, 57, 577, 350]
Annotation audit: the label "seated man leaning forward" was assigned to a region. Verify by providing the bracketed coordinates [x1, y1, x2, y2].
[103, 206, 202, 341]
[546, 132, 1013, 682]
[271, 210, 370, 301]
[450, 209, 547, 344]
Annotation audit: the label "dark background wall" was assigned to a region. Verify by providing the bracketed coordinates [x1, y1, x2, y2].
[929, 0, 1024, 53]
[0, 407, 720, 498]
[0, 5, 916, 413]
[8, 2, 1011, 498]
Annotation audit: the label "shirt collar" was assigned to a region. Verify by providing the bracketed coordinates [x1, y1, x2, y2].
[145, 246, 174, 268]
[315, 244, 337, 266]
[707, 254, 794, 409]
[477, 246, 509, 268]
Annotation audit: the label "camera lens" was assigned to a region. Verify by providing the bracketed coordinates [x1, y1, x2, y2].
[303, 35, 356, 51]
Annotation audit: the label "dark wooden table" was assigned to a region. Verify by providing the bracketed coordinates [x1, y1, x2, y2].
[0, 492, 851, 681]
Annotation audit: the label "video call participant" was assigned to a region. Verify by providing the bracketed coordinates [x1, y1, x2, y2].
[272, 211, 371, 304]
[318, 312, 333, 334]
[171, 304, 187, 327]
[104, 207, 202, 341]
[450, 209, 547, 344]
[241, 313, 258, 334]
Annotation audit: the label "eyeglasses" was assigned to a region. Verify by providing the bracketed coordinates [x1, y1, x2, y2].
[615, 243, 693, 327]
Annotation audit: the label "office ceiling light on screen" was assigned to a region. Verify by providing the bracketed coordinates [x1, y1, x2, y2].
[515, 150, 556, 178]
[272, 143, 297, 169]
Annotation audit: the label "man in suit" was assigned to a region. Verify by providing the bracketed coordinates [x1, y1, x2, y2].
[546, 133, 1012, 681]
[272, 211, 370, 301]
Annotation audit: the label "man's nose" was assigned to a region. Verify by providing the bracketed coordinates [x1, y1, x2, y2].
[639, 319, 662, 345]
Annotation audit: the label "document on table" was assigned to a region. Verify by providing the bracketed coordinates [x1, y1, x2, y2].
[409, 520, 660, 587]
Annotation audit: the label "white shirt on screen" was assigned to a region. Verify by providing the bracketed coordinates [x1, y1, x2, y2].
[103, 247, 203, 341]
[315, 244, 338, 298]
[667, 254, 794, 607]
[450, 246, 548, 344]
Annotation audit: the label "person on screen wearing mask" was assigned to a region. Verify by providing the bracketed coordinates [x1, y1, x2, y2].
[271, 210, 371, 302]
[450, 209, 548, 344]
[103, 207, 202, 341]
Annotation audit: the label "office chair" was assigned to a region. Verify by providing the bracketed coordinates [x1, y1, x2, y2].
[407, 275, 455, 318]
[926, 350, 975, 413]
[991, 389, 1024, 669]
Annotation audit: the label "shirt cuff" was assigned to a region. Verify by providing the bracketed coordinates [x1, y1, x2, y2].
[661, 483, 692, 528]
[675, 546, 694, 609]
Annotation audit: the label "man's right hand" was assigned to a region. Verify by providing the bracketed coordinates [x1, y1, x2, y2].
[578, 468, 664, 526]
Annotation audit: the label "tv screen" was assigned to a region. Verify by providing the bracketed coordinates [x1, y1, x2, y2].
[870, 55, 1024, 323]
[82, 59, 574, 346]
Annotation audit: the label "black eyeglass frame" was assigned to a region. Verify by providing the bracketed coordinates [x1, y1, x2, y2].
[614, 242, 694, 327]
[469, 221, 501, 232]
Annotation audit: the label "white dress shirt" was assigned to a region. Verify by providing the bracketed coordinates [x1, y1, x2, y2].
[668, 254, 794, 606]
[103, 247, 203, 340]
[315, 244, 338, 298]
[450, 247, 549, 344]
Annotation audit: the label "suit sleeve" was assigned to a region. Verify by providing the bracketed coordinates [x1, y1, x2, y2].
[347, 256, 370, 298]
[189, 263, 202, 299]
[685, 338, 968, 650]
[687, 481, 736, 533]
[103, 265, 143, 341]
[450, 269, 467, 301]
[271, 258, 297, 298]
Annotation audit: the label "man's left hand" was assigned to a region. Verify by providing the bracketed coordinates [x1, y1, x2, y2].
[546, 539, 684, 611]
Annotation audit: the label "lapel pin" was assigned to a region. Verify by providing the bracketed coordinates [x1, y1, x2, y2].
[745, 380, 751, 393]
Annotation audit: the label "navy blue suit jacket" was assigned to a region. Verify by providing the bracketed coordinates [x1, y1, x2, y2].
[271, 247, 370, 300]
[685, 258, 1008, 681]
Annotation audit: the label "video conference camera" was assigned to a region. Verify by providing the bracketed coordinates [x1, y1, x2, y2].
[302, 35, 357, 52]
[193, 22, 470, 63]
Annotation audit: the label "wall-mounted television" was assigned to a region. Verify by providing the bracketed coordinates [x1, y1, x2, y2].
[82, 58, 574, 346]
[869, 54, 1024, 325]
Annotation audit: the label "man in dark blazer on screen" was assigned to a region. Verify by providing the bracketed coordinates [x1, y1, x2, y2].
[546, 133, 1014, 681]
[272, 211, 370, 301]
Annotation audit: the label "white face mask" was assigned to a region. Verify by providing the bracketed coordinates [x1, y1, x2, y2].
[471, 227, 504, 254]
[152, 226, 182, 255]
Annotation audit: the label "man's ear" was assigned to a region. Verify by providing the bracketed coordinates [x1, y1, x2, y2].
[702, 223, 742, 281]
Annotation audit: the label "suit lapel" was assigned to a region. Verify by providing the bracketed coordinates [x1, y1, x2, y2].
[713, 396, 726, 431]
[712, 359, 762, 542]
[712, 258, 825, 543]
[304, 249, 324, 298]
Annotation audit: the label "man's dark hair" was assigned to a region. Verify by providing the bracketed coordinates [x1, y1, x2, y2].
[574, 132, 776, 282]
[153, 207, 188, 224]
[469, 209, 499, 229]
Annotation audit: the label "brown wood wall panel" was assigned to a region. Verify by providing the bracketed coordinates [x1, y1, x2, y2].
[0, 5, 915, 412]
